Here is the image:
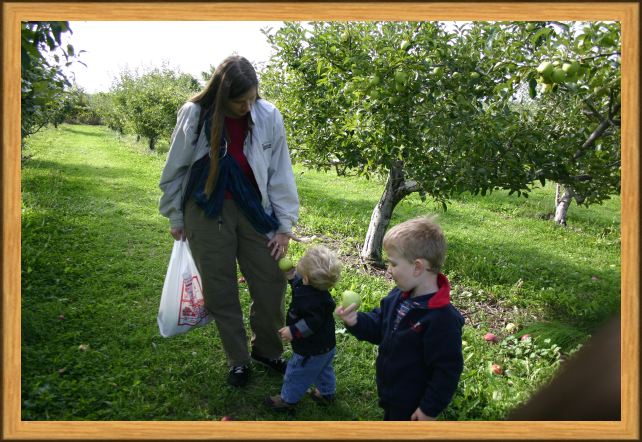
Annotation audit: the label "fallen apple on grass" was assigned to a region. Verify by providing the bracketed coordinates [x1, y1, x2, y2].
[489, 363, 503, 375]
[341, 290, 361, 309]
[520, 334, 532, 341]
[484, 332, 499, 343]
[504, 323, 517, 333]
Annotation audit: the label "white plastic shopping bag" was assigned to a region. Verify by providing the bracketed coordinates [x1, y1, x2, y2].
[158, 239, 213, 337]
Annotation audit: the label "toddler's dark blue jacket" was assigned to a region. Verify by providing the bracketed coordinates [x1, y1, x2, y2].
[346, 273, 464, 417]
[286, 274, 336, 356]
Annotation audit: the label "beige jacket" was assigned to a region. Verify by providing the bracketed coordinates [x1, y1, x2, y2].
[158, 99, 299, 236]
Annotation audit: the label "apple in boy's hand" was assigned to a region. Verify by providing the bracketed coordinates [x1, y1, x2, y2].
[278, 257, 294, 272]
[341, 290, 361, 309]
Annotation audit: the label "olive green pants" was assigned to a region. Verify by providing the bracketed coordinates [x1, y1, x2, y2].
[184, 198, 286, 367]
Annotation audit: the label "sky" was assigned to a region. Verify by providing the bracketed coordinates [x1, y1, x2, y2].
[62, 21, 284, 93]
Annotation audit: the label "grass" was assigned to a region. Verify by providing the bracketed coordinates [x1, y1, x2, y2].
[21, 124, 621, 421]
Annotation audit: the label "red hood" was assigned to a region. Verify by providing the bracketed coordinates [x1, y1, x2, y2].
[400, 273, 451, 309]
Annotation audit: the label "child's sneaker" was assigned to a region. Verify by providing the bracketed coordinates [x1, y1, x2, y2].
[264, 395, 296, 412]
[307, 387, 336, 406]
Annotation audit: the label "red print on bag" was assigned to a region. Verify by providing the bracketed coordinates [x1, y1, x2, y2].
[178, 273, 208, 326]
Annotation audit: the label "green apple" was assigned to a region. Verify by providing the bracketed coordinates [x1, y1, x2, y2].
[400, 40, 411, 51]
[388, 96, 401, 105]
[341, 290, 361, 309]
[551, 68, 566, 83]
[470, 71, 480, 79]
[394, 71, 408, 85]
[432, 66, 443, 77]
[369, 75, 381, 86]
[537, 61, 554, 82]
[278, 257, 295, 272]
[562, 61, 580, 76]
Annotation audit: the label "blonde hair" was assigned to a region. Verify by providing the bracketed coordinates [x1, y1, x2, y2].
[295, 246, 342, 291]
[383, 215, 446, 273]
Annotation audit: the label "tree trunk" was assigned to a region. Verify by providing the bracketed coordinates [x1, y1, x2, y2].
[149, 137, 156, 150]
[555, 183, 561, 206]
[360, 162, 413, 266]
[554, 185, 575, 226]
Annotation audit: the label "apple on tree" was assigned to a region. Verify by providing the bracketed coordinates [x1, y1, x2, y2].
[551, 68, 566, 84]
[536, 61, 554, 83]
[394, 71, 408, 85]
[562, 61, 580, 76]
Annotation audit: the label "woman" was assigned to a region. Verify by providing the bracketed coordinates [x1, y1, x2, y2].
[159, 55, 299, 387]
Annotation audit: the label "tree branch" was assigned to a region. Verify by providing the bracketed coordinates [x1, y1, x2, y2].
[579, 52, 621, 61]
[583, 99, 603, 122]
[573, 106, 619, 161]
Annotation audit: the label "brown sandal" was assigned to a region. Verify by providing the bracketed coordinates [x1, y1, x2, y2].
[307, 387, 336, 406]
[264, 395, 296, 412]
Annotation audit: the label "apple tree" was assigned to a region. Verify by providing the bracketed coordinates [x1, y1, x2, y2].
[107, 66, 200, 150]
[261, 21, 563, 264]
[21, 21, 83, 144]
[461, 21, 621, 225]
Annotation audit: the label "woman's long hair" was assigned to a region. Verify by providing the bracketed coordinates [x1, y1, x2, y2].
[190, 55, 259, 197]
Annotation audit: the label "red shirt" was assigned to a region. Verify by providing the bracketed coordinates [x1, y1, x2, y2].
[224, 115, 257, 198]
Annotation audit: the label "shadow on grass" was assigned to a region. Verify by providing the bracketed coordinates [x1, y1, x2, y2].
[60, 125, 109, 138]
[297, 181, 620, 330]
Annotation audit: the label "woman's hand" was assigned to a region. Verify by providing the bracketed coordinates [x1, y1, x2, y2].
[268, 232, 292, 260]
[170, 227, 185, 241]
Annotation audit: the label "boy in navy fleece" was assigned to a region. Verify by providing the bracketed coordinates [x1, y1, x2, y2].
[265, 246, 341, 411]
[335, 215, 464, 420]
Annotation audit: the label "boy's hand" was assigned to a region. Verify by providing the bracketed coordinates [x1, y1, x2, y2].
[334, 303, 358, 327]
[284, 268, 296, 280]
[410, 407, 436, 421]
[278, 326, 293, 342]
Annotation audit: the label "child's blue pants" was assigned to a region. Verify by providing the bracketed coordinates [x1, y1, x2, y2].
[280, 348, 336, 404]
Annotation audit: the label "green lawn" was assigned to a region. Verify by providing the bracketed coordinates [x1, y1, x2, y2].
[21, 124, 620, 420]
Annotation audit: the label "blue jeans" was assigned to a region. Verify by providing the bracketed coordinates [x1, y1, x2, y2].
[280, 348, 336, 404]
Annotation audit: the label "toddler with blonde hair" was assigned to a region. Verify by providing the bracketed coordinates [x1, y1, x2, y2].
[265, 246, 341, 411]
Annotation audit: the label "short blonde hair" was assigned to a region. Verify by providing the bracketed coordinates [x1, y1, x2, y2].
[295, 246, 342, 291]
[383, 215, 446, 273]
